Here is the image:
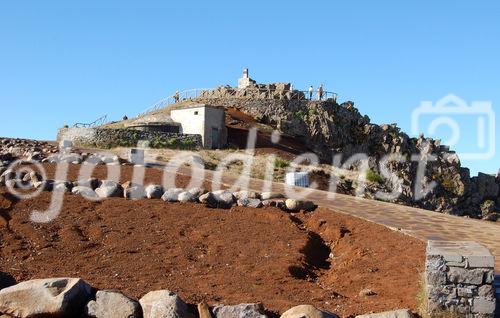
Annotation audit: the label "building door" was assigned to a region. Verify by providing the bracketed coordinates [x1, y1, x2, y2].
[211, 127, 220, 149]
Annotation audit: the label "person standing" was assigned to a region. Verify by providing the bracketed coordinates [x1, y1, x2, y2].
[174, 90, 180, 103]
[317, 84, 324, 101]
[308, 85, 314, 100]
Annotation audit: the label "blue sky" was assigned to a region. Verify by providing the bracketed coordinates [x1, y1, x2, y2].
[0, 1, 499, 175]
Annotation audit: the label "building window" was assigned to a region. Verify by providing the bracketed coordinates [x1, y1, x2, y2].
[194, 111, 199, 115]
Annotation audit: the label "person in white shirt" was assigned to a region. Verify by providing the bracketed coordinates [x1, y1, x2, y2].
[308, 85, 314, 100]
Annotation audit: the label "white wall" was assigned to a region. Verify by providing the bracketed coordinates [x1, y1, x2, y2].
[170, 105, 226, 149]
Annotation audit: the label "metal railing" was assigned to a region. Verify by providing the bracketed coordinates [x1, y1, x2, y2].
[73, 115, 108, 128]
[137, 87, 338, 117]
[137, 88, 211, 117]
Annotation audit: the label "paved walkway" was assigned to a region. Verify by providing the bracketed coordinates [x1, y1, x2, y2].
[173, 166, 500, 271]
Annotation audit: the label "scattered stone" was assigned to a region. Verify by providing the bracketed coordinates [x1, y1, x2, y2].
[123, 181, 146, 200]
[162, 188, 185, 202]
[139, 290, 194, 318]
[178, 191, 196, 202]
[280, 305, 338, 318]
[33, 179, 54, 191]
[200, 190, 235, 209]
[260, 192, 285, 200]
[285, 199, 316, 212]
[233, 190, 260, 200]
[354, 309, 413, 318]
[85, 290, 142, 318]
[48, 153, 83, 164]
[72, 186, 99, 199]
[188, 187, 207, 200]
[95, 181, 123, 198]
[359, 288, 376, 297]
[262, 199, 286, 208]
[0, 277, 92, 317]
[4, 179, 19, 189]
[237, 198, 263, 208]
[212, 303, 267, 318]
[145, 184, 164, 199]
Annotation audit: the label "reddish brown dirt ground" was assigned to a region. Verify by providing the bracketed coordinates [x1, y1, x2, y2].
[0, 166, 425, 317]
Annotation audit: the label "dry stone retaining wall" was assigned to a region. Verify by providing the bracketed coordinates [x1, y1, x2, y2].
[57, 127, 202, 150]
[425, 241, 496, 317]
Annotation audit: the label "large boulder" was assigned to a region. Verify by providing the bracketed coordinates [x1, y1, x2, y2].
[123, 182, 146, 200]
[85, 290, 142, 318]
[95, 181, 123, 198]
[178, 191, 196, 203]
[139, 290, 194, 318]
[0, 277, 92, 317]
[145, 185, 164, 199]
[212, 303, 267, 318]
[260, 192, 285, 200]
[72, 186, 99, 199]
[354, 309, 414, 318]
[188, 187, 207, 201]
[233, 191, 260, 200]
[199, 190, 235, 209]
[237, 198, 263, 208]
[284, 199, 316, 212]
[161, 188, 185, 202]
[280, 305, 338, 318]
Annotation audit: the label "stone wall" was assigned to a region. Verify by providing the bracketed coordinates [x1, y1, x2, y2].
[57, 127, 202, 150]
[425, 241, 496, 317]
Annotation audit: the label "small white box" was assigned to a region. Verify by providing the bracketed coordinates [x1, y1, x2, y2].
[285, 172, 310, 188]
[60, 140, 73, 148]
[129, 148, 144, 165]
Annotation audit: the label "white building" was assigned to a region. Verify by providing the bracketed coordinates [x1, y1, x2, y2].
[170, 104, 227, 149]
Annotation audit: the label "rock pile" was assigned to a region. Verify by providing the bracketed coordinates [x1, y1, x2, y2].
[0, 276, 416, 318]
[0, 276, 353, 318]
[0, 171, 317, 212]
[0, 138, 58, 163]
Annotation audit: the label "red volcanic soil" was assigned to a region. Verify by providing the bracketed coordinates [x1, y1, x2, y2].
[0, 167, 425, 318]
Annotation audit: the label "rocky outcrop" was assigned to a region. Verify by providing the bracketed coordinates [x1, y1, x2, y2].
[196, 87, 500, 219]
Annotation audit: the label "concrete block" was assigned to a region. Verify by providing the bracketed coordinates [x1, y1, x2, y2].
[472, 297, 496, 314]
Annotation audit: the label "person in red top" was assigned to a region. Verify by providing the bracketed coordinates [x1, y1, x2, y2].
[317, 84, 324, 101]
